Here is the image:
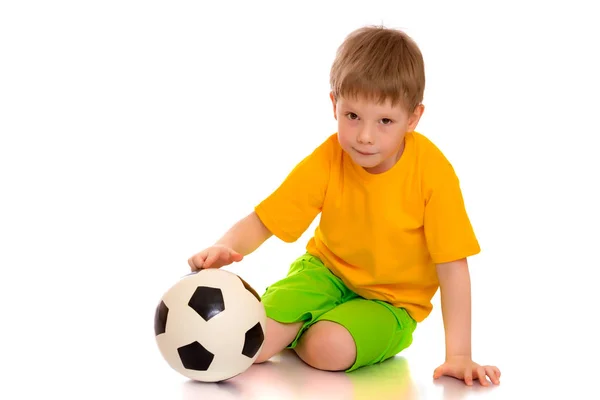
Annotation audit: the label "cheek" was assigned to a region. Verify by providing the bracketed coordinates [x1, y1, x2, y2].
[337, 131, 351, 147]
[337, 127, 354, 150]
[376, 132, 395, 150]
[385, 134, 405, 151]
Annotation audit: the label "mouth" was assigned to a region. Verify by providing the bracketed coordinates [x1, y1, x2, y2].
[353, 148, 376, 156]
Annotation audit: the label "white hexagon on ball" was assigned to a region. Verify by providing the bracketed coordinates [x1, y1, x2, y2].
[154, 268, 266, 382]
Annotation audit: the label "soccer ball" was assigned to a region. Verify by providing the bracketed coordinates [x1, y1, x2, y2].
[154, 268, 266, 382]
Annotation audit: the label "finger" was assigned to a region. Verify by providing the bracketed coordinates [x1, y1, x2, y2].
[485, 367, 498, 385]
[464, 368, 473, 386]
[220, 249, 237, 265]
[230, 250, 243, 262]
[203, 252, 220, 268]
[220, 249, 238, 264]
[188, 255, 204, 271]
[477, 367, 488, 386]
[486, 366, 500, 384]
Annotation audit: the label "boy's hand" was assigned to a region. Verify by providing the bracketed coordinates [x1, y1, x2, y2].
[188, 245, 243, 271]
[433, 356, 500, 386]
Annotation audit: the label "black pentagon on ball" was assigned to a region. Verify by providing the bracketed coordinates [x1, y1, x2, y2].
[237, 276, 261, 301]
[154, 300, 169, 335]
[242, 322, 265, 358]
[178, 341, 215, 371]
[188, 286, 225, 321]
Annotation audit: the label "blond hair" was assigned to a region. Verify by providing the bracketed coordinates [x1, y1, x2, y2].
[330, 25, 425, 112]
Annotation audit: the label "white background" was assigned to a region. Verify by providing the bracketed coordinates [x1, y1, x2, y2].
[1, 1, 598, 399]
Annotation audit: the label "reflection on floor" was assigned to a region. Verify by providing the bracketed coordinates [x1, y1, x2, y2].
[182, 349, 419, 400]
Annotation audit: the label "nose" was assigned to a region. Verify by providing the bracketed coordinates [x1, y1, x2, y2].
[357, 127, 374, 145]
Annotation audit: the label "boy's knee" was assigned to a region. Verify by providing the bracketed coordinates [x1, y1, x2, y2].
[295, 320, 356, 371]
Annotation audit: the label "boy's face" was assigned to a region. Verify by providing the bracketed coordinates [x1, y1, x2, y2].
[331, 92, 424, 174]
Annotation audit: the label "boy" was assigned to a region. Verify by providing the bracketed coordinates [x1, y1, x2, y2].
[188, 25, 500, 386]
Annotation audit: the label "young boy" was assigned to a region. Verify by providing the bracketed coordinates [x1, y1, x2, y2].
[188, 25, 500, 386]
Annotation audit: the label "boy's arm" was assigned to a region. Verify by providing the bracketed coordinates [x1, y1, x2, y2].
[434, 258, 501, 386]
[189, 211, 273, 270]
[214, 211, 273, 256]
[436, 258, 472, 359]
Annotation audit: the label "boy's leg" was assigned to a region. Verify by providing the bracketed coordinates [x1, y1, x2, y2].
[294, 298, 417, 372]
[254, 253, 351, 364]
[254, 319, 303, 363]
[295, 320, 356, 370]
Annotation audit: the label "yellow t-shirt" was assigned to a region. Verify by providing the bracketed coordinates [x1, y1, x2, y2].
[254, 131, 480, 322]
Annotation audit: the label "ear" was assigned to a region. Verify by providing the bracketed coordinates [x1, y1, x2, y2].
[330, 92, 337, 120]
[407, 104, 424, 132]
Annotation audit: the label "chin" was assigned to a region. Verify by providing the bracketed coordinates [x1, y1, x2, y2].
[358, 159, 379, 168]
[354, 157, 382, 169]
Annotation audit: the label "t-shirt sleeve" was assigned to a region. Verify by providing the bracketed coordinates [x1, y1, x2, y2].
[254, 136, 333, 243]
[423, 154, 481, 264]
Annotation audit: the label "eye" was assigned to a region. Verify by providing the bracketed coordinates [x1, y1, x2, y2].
[345, 112, 359, 120]
[381, 118, 393, 125]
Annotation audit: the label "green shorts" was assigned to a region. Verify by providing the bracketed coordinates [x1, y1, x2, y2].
[261, 253, 417, 372]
